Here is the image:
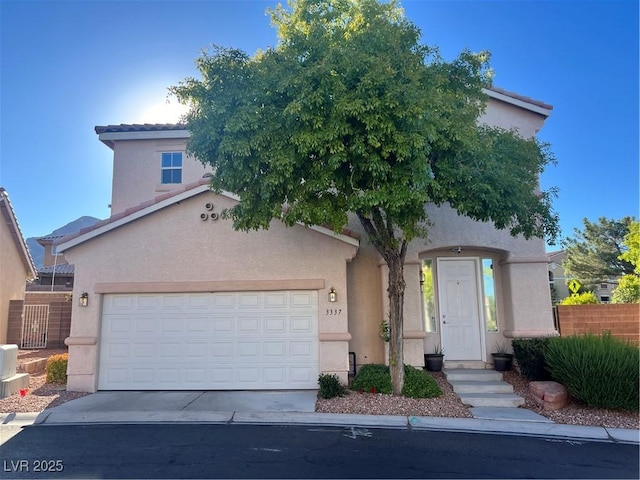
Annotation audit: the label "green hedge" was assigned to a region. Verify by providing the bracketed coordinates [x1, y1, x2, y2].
[545, 333, 639, 411]
[45, 353, 68, 384]
[317, 373, 347, 399]
[512, 338, 552, 381]
[350, 364, 442, 398]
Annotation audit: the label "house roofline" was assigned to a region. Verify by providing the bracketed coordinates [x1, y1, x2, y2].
[484, 87, 553, 117]
[56, 179, 359, 252]
[95, 124, 190, 149]
[94, 85, 553, 146]
[0, 187, 37, 279]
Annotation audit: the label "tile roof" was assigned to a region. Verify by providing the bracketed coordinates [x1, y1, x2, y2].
[36, 234, 68, 244]
[94, 124, 187, 134]
[56, 178, 360, 251]
[39, 264, 75, 275]
[0, 187, 37, 279]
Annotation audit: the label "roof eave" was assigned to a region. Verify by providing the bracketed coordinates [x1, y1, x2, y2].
[0, 188, 37, 279]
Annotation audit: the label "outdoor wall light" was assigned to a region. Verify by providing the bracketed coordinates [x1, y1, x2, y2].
[328, 287, 337, 303]
[79, 292, 89, 307]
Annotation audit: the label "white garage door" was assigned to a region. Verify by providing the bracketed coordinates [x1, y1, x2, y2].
[98, 291, 318, 390]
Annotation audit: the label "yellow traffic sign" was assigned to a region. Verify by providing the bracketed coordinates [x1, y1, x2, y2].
[568, 279, 581, 294]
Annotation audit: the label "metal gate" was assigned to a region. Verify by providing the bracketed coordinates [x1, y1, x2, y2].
[21, 305, 49, 349]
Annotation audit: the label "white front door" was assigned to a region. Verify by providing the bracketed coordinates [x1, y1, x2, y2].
[437, 258, 483, 361]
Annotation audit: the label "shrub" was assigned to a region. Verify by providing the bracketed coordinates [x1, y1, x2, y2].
[560, 292, 598, 305]
[350, 364, 442, 398]
[46, 353, 68, 384]
[512, 338, 552, 381]
[402, 365, 442, 398]
[350, 364, 392, 394]
[611, 274, 640, 304]
[317, 373, 347, 399]
[545, 333, 639, 411]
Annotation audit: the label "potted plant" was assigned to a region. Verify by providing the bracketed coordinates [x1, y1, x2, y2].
[424, 344, 444, 372]
[492, 342, 514, 371]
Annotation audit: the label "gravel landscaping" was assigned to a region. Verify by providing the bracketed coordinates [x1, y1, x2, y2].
[2, 349, 638, 430]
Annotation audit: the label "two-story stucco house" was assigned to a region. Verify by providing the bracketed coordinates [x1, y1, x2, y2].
[57, 86, 557, 393]
[0, 188, 37, 343]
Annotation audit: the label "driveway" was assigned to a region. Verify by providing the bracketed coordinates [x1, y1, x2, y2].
[33, 390, 318, 424]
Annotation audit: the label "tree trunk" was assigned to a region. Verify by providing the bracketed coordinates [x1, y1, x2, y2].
[355, 210, 408, 395]
[387, 252, 406, 395]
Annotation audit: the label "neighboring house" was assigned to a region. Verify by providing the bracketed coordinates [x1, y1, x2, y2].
[27, 235, 74, 291]
[0, 188, 37, 343]
[57, 87, 558, 393]
[547, 249, 619, 304]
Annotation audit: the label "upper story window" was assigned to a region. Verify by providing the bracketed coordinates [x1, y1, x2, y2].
[161, 152, 182, 184]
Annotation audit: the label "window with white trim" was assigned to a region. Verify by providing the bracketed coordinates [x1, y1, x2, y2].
[161, 152, 182, 184]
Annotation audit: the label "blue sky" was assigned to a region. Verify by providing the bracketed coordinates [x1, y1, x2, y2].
[1, 0, 638, 247]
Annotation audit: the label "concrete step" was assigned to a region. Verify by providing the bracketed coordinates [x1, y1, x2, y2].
[444, 368, 503, 382]
[459, 393, 525, 408]
[449, 380, 514, 394]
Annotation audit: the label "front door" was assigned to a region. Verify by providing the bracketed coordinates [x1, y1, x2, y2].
[437, 258, 483, 361]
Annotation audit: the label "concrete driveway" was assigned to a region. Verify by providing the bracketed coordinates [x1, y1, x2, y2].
[34, 390, 318, 424]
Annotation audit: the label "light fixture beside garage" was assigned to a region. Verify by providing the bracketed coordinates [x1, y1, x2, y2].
[79, 292, 89, 307]
[328, 287, 337, 302]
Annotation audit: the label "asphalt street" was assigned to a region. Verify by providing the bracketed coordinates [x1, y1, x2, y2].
[1, 423, 638, 479]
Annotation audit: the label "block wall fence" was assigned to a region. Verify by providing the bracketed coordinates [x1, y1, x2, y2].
[556, 304, 639, 344]
[7, 292, 72, 349]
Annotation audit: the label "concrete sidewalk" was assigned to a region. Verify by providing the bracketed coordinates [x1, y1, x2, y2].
[1, 391, 638, 445]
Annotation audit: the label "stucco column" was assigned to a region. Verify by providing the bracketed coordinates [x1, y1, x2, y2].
[64, 281, 100, 393]
[499, 256, 557, 338]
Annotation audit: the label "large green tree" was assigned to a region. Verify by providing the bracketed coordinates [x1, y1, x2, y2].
[563, 216, 636, 288]
[171, 0, 559, 394]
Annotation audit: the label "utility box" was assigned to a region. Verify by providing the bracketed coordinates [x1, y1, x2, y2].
[0, 344, 29, 398]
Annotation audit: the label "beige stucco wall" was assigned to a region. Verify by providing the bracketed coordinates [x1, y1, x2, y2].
[110, 138, 210, 215]
[480, 97, 547, 137]
[346, 97, 555, 369]
[63, 191, 358, 392]
[0, 221, 29, 343]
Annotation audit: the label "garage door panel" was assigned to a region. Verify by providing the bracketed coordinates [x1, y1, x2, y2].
[212, 317, 233, 333]
[291, 292, 314, 307]
[99, 291, 318, 390]
[264, 316, 286, 333]
[291, 316, 314, 333]
[265, 293, 286, 307]
[238, 293, 260, 308]
[238, 317, 260, 333]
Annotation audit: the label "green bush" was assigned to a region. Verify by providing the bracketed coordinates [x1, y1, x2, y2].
[317, 373, 347, 399]
[512, 338, 552, 381]
[350, 364, 442, 398]
[402, 365, 442, 398]
[560, 292, 598, 305]
[611, 274, 640, 304]
[45, 353, 68, 384]
[545, 333, 639, 411]
[350, 364, 392, 394]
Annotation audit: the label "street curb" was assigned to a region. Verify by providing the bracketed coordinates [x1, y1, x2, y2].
[0, 412, 40, 426]
[3, 410, 638, 445]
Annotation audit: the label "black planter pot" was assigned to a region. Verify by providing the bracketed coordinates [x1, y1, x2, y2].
[424, 353, 444, 372]
[492, 353, 513, 372]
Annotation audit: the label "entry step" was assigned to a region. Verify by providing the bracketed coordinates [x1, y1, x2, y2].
[459, 393, 525, 408]
[443, 369, 503, 382]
